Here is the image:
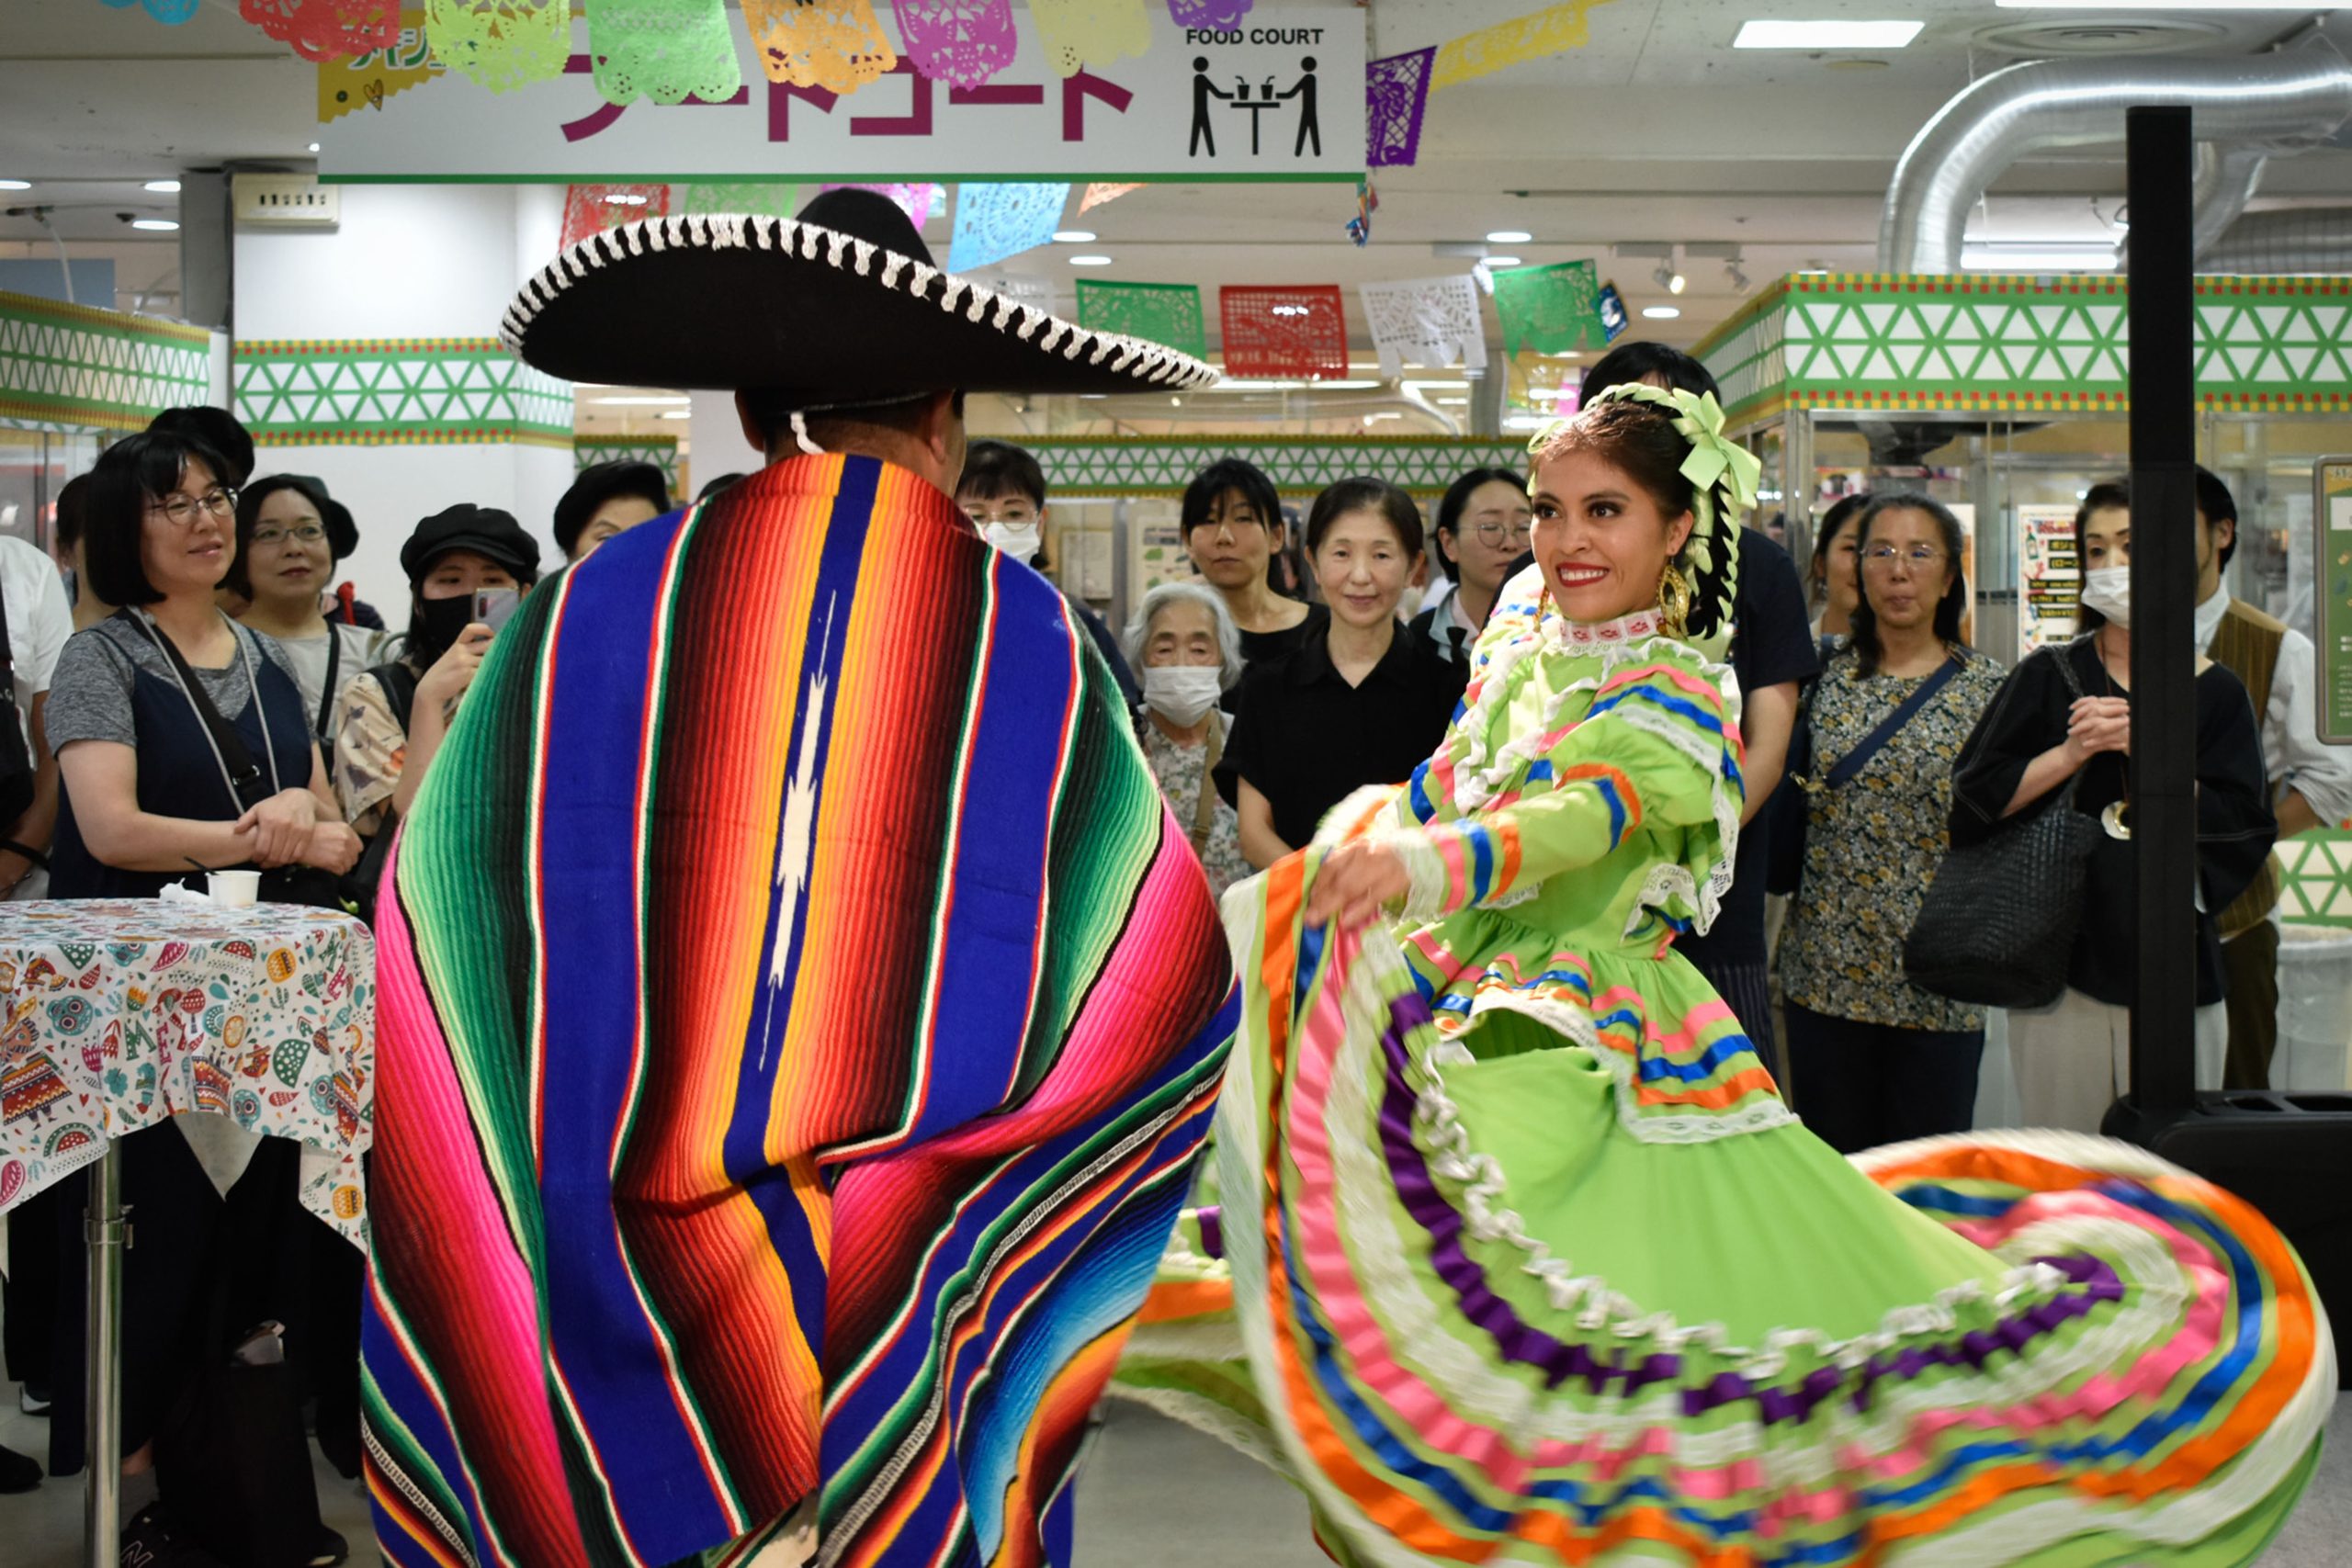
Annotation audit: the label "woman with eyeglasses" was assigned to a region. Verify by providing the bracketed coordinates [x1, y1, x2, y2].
[226, 475, 388, 750]
[1776, 496, 2007, 1152]
[1408, 466, 1528, 666]
[39, 427, 359, 1563]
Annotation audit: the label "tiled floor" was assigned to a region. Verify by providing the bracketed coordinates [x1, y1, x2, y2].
[3, 1391, 2346, 1565]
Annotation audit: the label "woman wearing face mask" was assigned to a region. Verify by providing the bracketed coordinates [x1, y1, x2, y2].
[1121, 581, 1249, 898]
[1949, 479, 2274, 1132]
[334, 504, 540, 869]
[957, 439, 1142, 709]
[227, 475, 387, 750]
[1221, 478, 1464, 870]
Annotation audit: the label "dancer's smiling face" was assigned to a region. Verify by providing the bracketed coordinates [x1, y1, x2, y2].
[1529, 447, 1693, 626]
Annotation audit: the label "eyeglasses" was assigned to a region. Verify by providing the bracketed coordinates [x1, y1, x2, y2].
[249, 523, 326, 547]
[1863, 544, 1947, 570]
[1472, 519, 1533, 547]
[146, 488, 236, 527]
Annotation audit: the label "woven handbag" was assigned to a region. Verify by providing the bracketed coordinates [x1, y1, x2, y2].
[1904, 646, 2104, 1010]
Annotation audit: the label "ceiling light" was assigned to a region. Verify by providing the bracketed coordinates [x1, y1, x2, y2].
[130, 219, 180, 232]
[593, 394, 692, 406]
[1653, 260, 1686, 294]
[656, 410, 691, 420]
[1080, 393, 1109, 400]
[0, 180, 29, 191]
[1541, 350, 1582, 360]
[307, 142, 321, 153]
[1405, 379, 1471, 390]
[1486, 230, 1532, 245]
[1436, 397, 1469, 407]
[1363, 412, 1403, 423]
[144, 179, 182, 194]
[1170, 396, 1182, 406]
[1486, 255, 1523, 269]
[1642, 305, 1681, 320]
[604, 192, 650, 206]
[1961, 242, 2118, 272]
[1668, 272, 1688, 295]
[1503, 413, 1552, 431]
[1053, 229, 1096, 243]
[1069, 254, 1114, 266]
[1733, 20, 1926, 49]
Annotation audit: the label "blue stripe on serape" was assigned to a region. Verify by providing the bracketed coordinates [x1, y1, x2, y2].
[902, 553, 1075, 1147]
[363, 1303, 497, 1562]
[1407, 761, 1439, 824]
[532, 511, 736, 1549]
[727, 463, 876, 1355]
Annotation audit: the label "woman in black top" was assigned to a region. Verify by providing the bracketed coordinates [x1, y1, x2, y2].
[1182, 457, 1325, 680]
[40, 428, 359, 1561]
[1948, 482, 2274, 1133]
[1226, 479, 1465, 865]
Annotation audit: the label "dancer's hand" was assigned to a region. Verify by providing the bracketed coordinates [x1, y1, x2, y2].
[1305, 840, 1410, 933]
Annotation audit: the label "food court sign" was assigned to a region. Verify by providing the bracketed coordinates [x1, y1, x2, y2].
[317, 6, 1366, 185]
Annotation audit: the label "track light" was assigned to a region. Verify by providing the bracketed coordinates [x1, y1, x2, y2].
[1726, 257, 1751, 292]
[1653, 260, 1686, 295]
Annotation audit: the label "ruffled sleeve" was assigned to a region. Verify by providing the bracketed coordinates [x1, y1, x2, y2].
[1379, 649, 1743, 926]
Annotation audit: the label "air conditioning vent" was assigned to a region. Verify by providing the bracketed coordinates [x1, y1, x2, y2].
[1972, 17, 2230, 59]
[232, 174, 339, 228]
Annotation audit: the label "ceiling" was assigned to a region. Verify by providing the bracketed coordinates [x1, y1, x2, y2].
[2, 0, 2347, 363]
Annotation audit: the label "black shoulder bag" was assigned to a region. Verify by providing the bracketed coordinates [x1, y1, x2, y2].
[1904, 641, 2104, 1009]
[1767, 642, 1959, 897]
[137, 615, 344, 909]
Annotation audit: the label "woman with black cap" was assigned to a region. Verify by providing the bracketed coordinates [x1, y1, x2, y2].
[334, 503, 540, 862]
[228, 475, 388, 750]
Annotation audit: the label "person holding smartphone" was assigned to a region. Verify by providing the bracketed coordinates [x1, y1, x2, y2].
[334, 504, 539, 860]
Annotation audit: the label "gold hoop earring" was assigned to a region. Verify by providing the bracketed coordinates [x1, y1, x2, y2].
[1657, 561, 1692, 637]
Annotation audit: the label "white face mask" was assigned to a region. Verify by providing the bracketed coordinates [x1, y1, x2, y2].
[983, 522, 1042, 560]
[1143, 664, 1223, 726]
[2079, 565, 2131, 628]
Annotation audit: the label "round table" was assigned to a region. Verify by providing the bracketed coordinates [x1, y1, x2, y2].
[0, 898, 375, 1567]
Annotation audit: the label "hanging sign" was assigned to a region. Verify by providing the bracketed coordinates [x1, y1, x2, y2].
[2018, 502, 2082, 659]
[317, 3, 1366, 183]
[2315, 457, 2352, 743]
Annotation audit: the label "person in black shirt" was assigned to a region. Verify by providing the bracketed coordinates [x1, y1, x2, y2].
[1948, 482, 2274, 1133]
[1495, 343, 1817, 1076]
[1225, 479, 1465, 864]
[1183, 457, 1324, 678]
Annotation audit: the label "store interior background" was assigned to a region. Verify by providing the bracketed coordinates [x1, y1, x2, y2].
[3, 3, 2352, 1563]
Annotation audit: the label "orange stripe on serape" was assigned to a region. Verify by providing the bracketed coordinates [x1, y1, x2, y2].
[1139, 1279, 1235, 1324]
[364, 1468, 472, 1568]
[1868, 1460, 2064, 1551]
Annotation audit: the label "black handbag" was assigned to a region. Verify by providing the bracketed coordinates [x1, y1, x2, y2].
[1903, 644, 2103, 1009]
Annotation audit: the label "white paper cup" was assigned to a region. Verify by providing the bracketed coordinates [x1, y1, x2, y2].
[208, 871, 261, 908]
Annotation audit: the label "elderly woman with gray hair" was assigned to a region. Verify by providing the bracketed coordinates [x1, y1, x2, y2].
[1123, 581, 1250, 898]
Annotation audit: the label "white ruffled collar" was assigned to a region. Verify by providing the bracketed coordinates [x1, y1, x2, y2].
[1549, 605, 1665, 649]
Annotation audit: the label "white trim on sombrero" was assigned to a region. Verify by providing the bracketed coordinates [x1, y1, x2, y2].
[502, 213, 1220, 392]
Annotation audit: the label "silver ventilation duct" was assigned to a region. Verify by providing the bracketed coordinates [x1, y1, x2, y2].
[1878, 42, 2352, 275]
[2192, 142, 2271, 260]
[2200, 206, 2352, 274]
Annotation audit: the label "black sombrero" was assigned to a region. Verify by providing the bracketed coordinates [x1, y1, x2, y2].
[501, 187, 1217, 402]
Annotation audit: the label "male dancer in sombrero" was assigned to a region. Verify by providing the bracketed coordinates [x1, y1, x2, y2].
[358, 189, 1238, 1568]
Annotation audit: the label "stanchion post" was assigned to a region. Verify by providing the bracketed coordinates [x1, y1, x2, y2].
[84, 1143, 127, 1568]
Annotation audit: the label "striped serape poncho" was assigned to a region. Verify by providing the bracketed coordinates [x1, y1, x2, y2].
[361, 454, 1238, 1568]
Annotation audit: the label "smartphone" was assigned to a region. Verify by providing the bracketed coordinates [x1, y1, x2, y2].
[473, 587, 521, 634]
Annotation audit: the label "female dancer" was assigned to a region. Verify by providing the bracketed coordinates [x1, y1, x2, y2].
[1195, 383, 2327, 1566]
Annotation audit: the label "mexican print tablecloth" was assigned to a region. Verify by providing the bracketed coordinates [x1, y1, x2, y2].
[0, 899, 375, 1243]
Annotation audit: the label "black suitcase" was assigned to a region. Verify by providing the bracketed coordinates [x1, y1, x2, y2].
[2103, 1090, 2352, 1389]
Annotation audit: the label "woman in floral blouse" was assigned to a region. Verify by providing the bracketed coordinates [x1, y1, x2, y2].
[1121, 581, 1250, 900]
[1778, 494, 2006, 1152]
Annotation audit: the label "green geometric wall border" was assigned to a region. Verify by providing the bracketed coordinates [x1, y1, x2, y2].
[2280, 832, 2352, 928]
[0, 290, 212, 433]
[575, 436, 681, 491]
[233, 336, 574, 447]
[1697, 274, 2352, 427]
[1027, 437, 1529, 498]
